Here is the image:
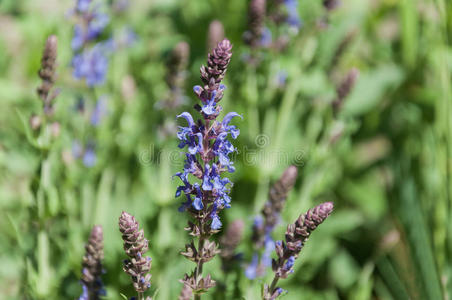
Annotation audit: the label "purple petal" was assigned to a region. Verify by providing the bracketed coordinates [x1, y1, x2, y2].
[222, 112, 242, 126]
[177, 112, 195, 127]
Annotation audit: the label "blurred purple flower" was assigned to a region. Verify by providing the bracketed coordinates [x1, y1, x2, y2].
[90, 97, 108, 126]
[260, 27, 272, 47]
[83, 145, 97, 167]
[76, 0, 91, 13]
[284, 0, 302, 29]
[72, 44, 108, 87]
[71, 7, 109, 51]
[245, 253, 259, 280]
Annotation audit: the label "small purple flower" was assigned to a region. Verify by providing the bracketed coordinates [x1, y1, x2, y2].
[284, 0, 302, 30]
[83, 145, 96, 167]
[78, 284, 88, 300]
[76, 0, 91, 13]
[90, 97, 108, 126]
[72, 25, 85, 51]
[283, 256, 295, 272]
[275, 287, 285, 297]
[211, 214, 222, 230]
[261, 235, 275, 267]
[86, 12, 110, 40]
[72, 45, 109, 87]
[260, 27, 272, 47]
[245, 253, 259, 279]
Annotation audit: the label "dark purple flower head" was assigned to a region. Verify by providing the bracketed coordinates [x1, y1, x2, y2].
[79, 225, 105, 300]
[262, 203, 333, 299]
[272, 202, 333, 279]
[37, 35, 58, 114]
[119, 211, 152, 293]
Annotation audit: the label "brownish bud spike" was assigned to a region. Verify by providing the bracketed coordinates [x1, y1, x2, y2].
[37, 35, 58, 110]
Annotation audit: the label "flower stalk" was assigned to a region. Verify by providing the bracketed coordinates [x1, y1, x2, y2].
[263, 202, 334, 299]
[119, 211, 152, 300]
[175, 39, 240, 298]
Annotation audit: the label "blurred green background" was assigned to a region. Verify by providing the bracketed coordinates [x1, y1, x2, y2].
[0, 0, 451, 299]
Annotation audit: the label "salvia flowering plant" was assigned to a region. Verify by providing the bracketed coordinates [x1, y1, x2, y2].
[263, 202, 334, 299]
[174, 37, 241, 298]
[27, 30, 337, 300]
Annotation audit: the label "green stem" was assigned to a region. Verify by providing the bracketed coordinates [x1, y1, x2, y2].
[268, 275, 280, 298]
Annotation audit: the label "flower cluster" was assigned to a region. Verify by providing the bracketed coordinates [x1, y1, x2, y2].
[79, 225, 105, 300]
[176, 38, 240, 296]
[263, 202, 334, 299]
[119, 211, 152, 296]
[71, 0, 111, 86]
[175, 38, 238, 230]
[246, 166, 298, 279]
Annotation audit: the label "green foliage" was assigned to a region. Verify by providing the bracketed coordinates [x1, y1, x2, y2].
[0, 0, 451, 299]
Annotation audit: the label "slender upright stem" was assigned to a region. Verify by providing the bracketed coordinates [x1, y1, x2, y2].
[269, 275, 280, 295]
[195, 234, 206, 279]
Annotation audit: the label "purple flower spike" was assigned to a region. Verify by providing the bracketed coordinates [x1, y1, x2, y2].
[263, 202, 334, 299]
[176, 39, 239, 295]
